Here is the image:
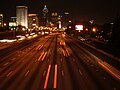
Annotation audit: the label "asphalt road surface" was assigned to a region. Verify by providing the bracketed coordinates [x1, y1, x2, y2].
[0, 33, 120, 90]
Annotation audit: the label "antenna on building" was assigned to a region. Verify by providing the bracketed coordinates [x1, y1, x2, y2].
[43, 5, 48, 14]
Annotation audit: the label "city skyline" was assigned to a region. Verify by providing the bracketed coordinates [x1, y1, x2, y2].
[0, 0, 120, 24]
[0, 1, 120, 90]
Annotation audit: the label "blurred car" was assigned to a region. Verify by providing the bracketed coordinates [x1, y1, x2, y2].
[78, 36, 86, 41]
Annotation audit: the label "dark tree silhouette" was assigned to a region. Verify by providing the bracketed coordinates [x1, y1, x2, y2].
[108, 16, 120, 51]
[101, 23, 111, 40]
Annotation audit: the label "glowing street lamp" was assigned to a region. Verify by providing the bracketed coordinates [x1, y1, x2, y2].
[4, 23, 7, 27]
[92, 28, 96, 32]
[86, 28, 88, 31]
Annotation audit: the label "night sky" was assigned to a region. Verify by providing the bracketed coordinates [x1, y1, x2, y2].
[0, 0, 120, 24]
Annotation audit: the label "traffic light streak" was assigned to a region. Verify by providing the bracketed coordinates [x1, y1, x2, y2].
[62, 49, 70, 57]
[41, 52, 47, 61]
[54, 64, 57, 89]
[38, 51, 44, 61]
[36, 45, 43, 50]
[98, 61, 120, 80]
[43, 64, 58, 89]
[44, 65, 51, 89]
[38, 51, 47, 61]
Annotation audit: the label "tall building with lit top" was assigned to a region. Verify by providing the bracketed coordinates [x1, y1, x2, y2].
[0, 14, 3, 27]
[16, 6, 28, 28]
[43, 5, 48, 17]
[42, 5, 48, 26]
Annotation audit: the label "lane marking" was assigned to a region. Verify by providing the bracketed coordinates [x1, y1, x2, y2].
[62, 70, 64, 76]
[43, 70, 46, 76]
[36, 45, 43, 50]
[3, 62, 9, 66]
[17, 54, 20, 57]
[66, 49, 70, 56]
[36, 45, 41, 50]
[25, 70, 30, 77]
[62, 50, 66, 56]
[39, 45, 43, 50]
[28, 48, 31, 49]
[7, 71, 13, 77]
[54, 64, 57, 89]
[11, 58, 16, 61]
[35, 59, 37, 62]
[61, 59, 63, 62]
[44, 65, 51, 89]
[79, 69, 82, 75]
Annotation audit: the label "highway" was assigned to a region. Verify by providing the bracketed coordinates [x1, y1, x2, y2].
[0, 33, 120, 90]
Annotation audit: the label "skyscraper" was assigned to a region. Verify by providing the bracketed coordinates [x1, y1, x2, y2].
[16, 6, 28, 28]
[42, 5, 48, 17]
[28, 14, 39, 29]
[42, 5, 48, 26]
[51, 12, 58, 27]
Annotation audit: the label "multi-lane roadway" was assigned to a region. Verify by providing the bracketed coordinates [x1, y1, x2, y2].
[0, 33, 120, 90]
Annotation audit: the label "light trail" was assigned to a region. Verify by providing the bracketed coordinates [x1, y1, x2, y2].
[54, 64, 58, 89]
[44, 65, 51, 89]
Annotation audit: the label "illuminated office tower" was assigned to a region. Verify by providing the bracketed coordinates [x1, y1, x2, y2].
[63, 12, 70, 27]
[0, 14, 3, 27]
[16, 6, 28, 28]
[28, 14, 39, 29]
